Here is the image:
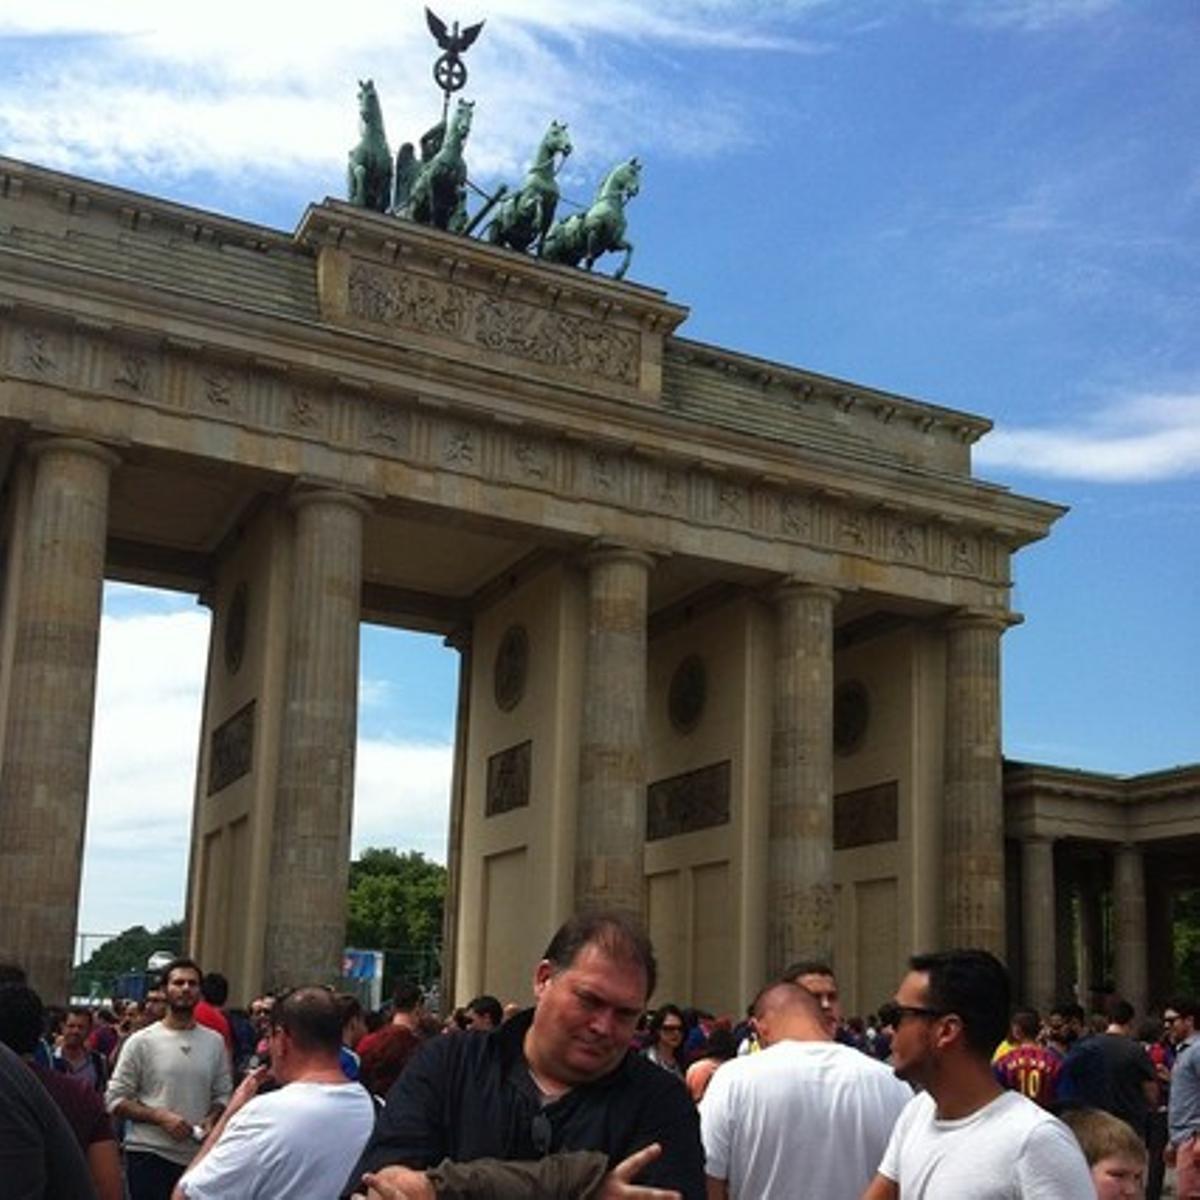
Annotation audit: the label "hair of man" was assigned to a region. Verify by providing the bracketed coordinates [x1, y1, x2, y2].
[335, 992, 364, 1026]
[466, 994, 503, 1026]
[0, 983, 44, 1055]
[0, 962, 27, 986]
[780, 960, 834, 981]
[1060, 1107, 1148, 1168]
[750, 979, 823, 1023]
[1105, 997, 1135, 1027]
[1166, 996, 1199, 1023]
[542, 910, 658, 1001]
[271, 987, 345, 1056]
[391, 980, 424, 1013]
[1010, 1008, 1040, 1041]
[66, 1004, 94, 1024]
[200, 972, 229, 1006]
[908, 948, 1010, 1058]
[157, 955, 202, 989]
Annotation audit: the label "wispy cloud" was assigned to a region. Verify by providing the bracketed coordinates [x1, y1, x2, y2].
[976, 389, 1200, 482]
[0, 3, 825, 196]
[940, 0, 1119, 32]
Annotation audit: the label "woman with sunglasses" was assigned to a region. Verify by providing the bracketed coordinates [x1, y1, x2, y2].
[643, 1004, 687, 1079]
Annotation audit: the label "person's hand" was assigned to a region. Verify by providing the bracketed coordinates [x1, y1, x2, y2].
[156, 1109, 193, 1141]
[597, 1143, 682, 1199]
[228, 1065, 270, 1114]
[360, 1165, 436, 1200]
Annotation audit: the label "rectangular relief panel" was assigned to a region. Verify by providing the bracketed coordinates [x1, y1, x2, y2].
[691, 862, 733, 1014]
[483, 848, 530, 1003]
[856, 878, 899, 1016]
[834, 780, 898, 850]
[208, 700, 256, 795]
[485, 740, 532, 817]
[647, 871, 685, 1003]
[647, 761, 731, 842]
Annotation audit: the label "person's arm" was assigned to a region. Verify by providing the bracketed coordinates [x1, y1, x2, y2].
[704, 1177, 729, 1200]
[860, 1176, 899, 1200]
[626, 1072, 705, 1200]
[86, 1139, 124, 1200]
[170, 1067, 269, 1199]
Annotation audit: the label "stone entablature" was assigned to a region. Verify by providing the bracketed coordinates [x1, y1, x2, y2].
[1005, 761, 1200, 844]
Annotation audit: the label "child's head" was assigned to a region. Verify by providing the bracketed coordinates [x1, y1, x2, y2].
[1060, 1109, 1146, 1199]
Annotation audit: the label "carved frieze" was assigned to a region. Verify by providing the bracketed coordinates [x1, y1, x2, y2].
[346, 260, 638, 386]
[833, 780, 898, 850]
[486, 740, 532, 817]
[647, 760, 731, 842]
[208, 700, 255, 795]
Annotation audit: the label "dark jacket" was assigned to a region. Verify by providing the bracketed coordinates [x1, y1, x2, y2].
[341, 1008, 705, 1199]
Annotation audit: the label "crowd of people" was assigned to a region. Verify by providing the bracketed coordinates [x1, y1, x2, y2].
[1, 914, 1198, 1199]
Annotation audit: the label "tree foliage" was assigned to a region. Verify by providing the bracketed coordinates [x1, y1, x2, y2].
[346, 848, 446, 987]
[72, 920, 184, 998]
[1174, 887, 1200, 997]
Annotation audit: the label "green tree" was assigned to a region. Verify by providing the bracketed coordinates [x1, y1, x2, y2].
[72, 920, 184, 998]
[1174, 887, 1200, 997]
[346, 848, 446, 990]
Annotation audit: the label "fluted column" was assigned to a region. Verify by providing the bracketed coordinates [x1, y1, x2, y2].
[1021, 836, 1056, 1012]
[767, 581, 838, 974]
[943, 611, 1007, 954]
[263, 489, 369, 991]
[0, 438, 118, 1002]
[574, 544, 653, 917]
[1113, 842, 1148, 1017]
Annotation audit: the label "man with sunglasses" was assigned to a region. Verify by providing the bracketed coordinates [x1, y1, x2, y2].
[1166, 999, 1199, 1200]
[342, 911, 704, 1199]
[861, 949, 1094, 1199]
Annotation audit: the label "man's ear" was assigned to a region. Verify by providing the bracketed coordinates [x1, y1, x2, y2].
[933, 1014, 963, 1053]
[533, 960, 554, 998]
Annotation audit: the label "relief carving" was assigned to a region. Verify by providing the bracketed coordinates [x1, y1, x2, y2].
[348, 262, 468, 337]
[22, 328, 56, 376]
[839, 512, 867, 548]
[203, 368, 237, 409]
[363, 400, 406, 450]
[514, 438, 547, 480]
[442, 426, 475, 467]
[113, 352, 151, 394]
[892, 522, 922, 561]
[718, 484, 745, 522]
[781, 495, 810, 537]
[287, 387, 322, 430]
[951, 535, 977, 572]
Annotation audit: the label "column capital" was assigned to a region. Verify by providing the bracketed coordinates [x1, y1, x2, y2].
[944, 607, 1018, 634]
[28, 436, 121, 472]
[287, 486, 372, 518]
[582, 540, 657, 573]
[1023, 833, 1056, 848]
[770, 579, 841, 607]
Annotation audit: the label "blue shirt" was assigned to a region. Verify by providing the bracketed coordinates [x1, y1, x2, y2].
[1169, 1039, 1200, 1146]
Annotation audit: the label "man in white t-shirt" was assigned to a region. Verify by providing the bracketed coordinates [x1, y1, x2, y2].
[174, 986, 375, 1200]
[861, 949, 1094, 1200]
[701, 980, 911, 1199]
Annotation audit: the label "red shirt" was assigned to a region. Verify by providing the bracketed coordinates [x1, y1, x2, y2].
[195, 1000, 234, 1055]
[994, 1042, 1063, 1108]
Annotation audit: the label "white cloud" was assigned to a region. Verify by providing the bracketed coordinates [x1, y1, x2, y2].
[78, 605, 451, 937]
[942, 0, 1118, 32]
[976, 389, 1200, 483]
[0, 4, 825, 195]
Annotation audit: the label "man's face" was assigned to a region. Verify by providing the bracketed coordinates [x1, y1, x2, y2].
[1164, 1009, 1193, 1046]
[144, 991, 167, 1022]
[1090, 1154, 1145, 1200]
[796, 972, 841, 1038]
[527, 943, 646, 1086]
[887, 971, 944, 1087]
[466, 1007, 495, 1031]
[164, 967, 201, 1015]
[62, 1013, 90, 1048]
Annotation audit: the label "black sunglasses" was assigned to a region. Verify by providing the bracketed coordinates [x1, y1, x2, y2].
[878, 1001, 946, 1027]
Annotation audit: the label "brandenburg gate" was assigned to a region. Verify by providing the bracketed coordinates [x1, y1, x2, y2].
[0, 156, 1066, 1010]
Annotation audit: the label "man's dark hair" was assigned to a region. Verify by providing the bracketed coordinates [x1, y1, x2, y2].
[272, 987, 343, 1055]
[1011, 1009, 1039, 1040]
[391, 981, 424, 1013]
[1167, 996, 1199, 1022]
[0, 962, 27, 986]
[543, 910, 657, 1000]
[1051, 1001, 1085, 1024]
[909, 949, 1010, 1058]
[0, 983, 44, 1055]
[200, 972, 229, 1006]
[65, 1005, 93, 1023]
[158, 957, 202, 989]
[335, 992, 364, 1027]
[781, 960, 834, 981]
[466, 994, 503, 1027]
[1105, 996, 1134, 1026]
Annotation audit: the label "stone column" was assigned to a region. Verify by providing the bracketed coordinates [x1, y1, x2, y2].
[262, 489, 369, 991]
[574, 544, 653, 917]
[1113, 842, 1148, 1017]
[439, 627, 471, 1011]
[0, 438, 118, 1002]
[1021, 836, 1057, 1013]
[1077, 860, 1102, 1008]
[767, 581, 838, 974]
[942, 611, 1007, 955]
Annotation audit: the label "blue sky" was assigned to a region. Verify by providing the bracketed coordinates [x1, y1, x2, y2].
[3, 1, 1196, 937]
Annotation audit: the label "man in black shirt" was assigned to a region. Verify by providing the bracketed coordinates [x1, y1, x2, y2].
[343, 912, 704, 1199]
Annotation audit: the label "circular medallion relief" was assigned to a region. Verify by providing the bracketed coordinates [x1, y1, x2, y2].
[833, 680, 870, 756]
[668, 654, 707, 735]
[493, 624, 529, 712]
[224, 581, 248, 676]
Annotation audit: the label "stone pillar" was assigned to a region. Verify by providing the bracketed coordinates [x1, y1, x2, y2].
[0, 438, 118, 1002]
[440, 627, 471, 1011]
[1077, 860, 1102, 1008]
[262, 489, 368, 991]
[1021, 836, 1057, 1013]
[942, 611, 1007, 955]
[766, 582, 838, 974]
[1113, 842, 1148, 1018]
[574, 544, 653, 917]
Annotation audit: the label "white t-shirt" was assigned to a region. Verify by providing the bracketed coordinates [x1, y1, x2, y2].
[877, 1088, 1094, 1199]
[700, 1039, 913, 1199]
[178, 1079, 376, 1199]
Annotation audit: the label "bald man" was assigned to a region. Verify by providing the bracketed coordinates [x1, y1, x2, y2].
[700, 982, 911, 1200]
